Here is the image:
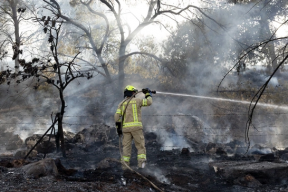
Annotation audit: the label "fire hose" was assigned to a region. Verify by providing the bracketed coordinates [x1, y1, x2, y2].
[117, 90, 164, 192]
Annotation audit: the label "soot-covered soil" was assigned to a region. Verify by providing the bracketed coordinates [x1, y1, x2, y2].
[1, 125, 288, 192]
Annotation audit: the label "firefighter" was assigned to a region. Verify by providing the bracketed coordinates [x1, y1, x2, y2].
[114, 85, 153, 170]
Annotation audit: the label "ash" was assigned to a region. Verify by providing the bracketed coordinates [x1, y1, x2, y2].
[0, 124, 288, 192]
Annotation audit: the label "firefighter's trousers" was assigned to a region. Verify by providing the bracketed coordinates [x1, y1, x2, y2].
[121, 129, 146, 169]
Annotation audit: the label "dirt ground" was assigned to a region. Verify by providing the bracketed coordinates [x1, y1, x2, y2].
[1, 130, 288, 192]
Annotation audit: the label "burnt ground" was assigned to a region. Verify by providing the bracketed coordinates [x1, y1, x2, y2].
[1, 128, 288, 192]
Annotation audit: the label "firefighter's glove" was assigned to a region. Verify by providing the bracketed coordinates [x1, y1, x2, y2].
[142, 88, 152, 98]
[117, 127, 122, 136]
[142, 88, 148, 94]
[115, 122, 122, 136]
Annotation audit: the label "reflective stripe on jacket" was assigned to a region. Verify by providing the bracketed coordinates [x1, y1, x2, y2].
[114, 95, 152, 132]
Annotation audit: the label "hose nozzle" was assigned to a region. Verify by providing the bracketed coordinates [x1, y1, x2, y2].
[142, 88, 156, 94]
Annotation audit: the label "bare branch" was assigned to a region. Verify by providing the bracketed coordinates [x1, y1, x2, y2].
[122, 51, 163, 62]
[100, 0, 124, 43]
[245, 53, 288, 151]
[217, 37, 288, 92]
[81, 1, 110, 52]
[42, 0, 111, 80]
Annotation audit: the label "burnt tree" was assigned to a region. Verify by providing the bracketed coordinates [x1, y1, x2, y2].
[42, 0, 222, 92]
[2, 16, 93, 157]
[38, 17, 92, 157]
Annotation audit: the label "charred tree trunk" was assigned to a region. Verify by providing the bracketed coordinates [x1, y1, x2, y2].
[57, 69, 66, 157]
[55, 84, 66, 157]
[55, 131, 60, 152]
[10, 0, 20, 73]
[57, 112, 66, 157]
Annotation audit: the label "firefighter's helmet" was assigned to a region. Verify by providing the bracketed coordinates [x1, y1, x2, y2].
[124, 85, 138, 93]
[124, 85, 138, 98]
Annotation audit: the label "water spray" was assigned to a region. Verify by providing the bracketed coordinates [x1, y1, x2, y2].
[155, 91, 288, 110]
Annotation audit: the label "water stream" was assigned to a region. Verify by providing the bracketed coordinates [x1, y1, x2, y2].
[156, 91, 288, 111]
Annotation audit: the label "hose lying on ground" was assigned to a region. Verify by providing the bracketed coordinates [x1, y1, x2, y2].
[117, 138, 164, 192]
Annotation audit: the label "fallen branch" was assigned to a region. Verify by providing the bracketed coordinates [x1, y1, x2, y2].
[24, 115, 58, 159]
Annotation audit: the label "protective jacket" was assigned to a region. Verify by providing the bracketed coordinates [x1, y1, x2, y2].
[114, 93, 152, 169]
[114, 95, 152, 133]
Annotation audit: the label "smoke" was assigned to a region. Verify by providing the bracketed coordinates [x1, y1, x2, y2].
[143, 167, 170, 184]
[149, 1, 288, 150]
[267, 77, 279, 87]
[0, 0, 287, 155]
[158, 131, 192, 151]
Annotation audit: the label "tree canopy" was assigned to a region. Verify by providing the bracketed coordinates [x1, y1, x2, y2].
[0, 0, 288, 153]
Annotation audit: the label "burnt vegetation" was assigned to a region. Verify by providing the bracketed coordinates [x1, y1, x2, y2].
[0, 0, 288, 191]
[1, 15, 93, 158]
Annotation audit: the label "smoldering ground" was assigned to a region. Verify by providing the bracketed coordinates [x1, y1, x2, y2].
[0, 8, 287, 192]
[0, 0, 288, 186]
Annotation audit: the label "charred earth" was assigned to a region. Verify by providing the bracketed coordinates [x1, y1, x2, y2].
[1, 124, 288, 192]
